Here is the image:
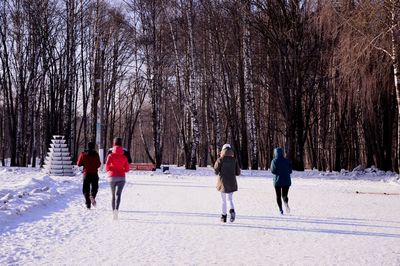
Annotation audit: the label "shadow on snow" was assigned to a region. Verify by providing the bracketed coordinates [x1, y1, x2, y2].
[118, 210, 400, 239]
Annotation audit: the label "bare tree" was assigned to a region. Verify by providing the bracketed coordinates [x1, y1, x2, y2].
[0, 0, 398, 173]
[242, 0, 258, 169]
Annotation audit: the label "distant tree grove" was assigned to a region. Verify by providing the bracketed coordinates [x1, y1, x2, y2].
[0, 0, 399, 172]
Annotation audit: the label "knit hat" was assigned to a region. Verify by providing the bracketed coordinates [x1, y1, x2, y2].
[221, 144, 231, 150]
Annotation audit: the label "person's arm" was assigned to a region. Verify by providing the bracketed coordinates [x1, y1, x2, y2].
[105, 155, 112, 172]
[235, 159, 241, 176]
[96, 154, 101, 169]
[124, 158, 130, 173]
[270, 159, 277, 175]
[77, 152, 84, 167]
[214, 158, 222, 175]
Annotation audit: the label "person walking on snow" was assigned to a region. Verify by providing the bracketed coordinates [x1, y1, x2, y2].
[214, 144, 241, 223]
[105, 137, 130, 220]
[77, 141, 101, 209]
[270, 147, 292, 215]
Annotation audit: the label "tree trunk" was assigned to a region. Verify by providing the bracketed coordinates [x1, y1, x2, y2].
[185, 1, 200, 170]
[242, 1, 258, 170]
[389, 0, 400, 174]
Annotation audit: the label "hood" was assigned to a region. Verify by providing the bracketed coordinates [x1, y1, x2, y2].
[221, 148, 234, 157]
[112, 145, 124, 154]
[273, 147, 284, 159]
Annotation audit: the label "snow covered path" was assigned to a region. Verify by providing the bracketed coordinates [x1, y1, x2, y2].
[1, 170, 400, 265]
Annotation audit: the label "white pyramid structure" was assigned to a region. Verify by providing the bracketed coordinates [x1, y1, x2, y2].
[44, 135, 74, 176]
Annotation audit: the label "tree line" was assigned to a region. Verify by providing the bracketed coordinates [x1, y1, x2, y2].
[0, 0, 399, 173]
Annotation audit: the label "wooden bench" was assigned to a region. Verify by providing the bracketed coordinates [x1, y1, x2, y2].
[130, 163, 156, 171]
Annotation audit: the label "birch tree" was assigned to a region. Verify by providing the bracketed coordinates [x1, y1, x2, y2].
[0, 0, 398, 173]
[64, 0, 78, 157]
[183, 0, 200, 169]
[242, 0, 258, 169]
[388, 0, 400, 174]
[0, 0, 17, 165]
[131, 0, 168, 168]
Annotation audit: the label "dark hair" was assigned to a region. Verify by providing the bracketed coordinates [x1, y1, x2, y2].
[88, 142, 96, 151]
[113, 137, 122, 146]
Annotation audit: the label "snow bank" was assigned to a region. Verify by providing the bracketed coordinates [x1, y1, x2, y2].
[151, 165, 399, 184]
[315, 166, 399, 184]
[0, 167, 81, 224]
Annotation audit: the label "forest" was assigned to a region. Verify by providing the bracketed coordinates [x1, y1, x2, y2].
[0, 0, 399, 172]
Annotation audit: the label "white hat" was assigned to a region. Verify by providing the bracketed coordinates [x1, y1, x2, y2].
[221, 144, 231, 150]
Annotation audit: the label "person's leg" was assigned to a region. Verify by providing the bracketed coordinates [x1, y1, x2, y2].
[220, 192, 227, 222]
[115, 180, 126, 210]
[87, 175, 98, 206]
[110, 181, 117, 210]
[91, 174, 99, 199]
[227, 192, 235, 211]
[274, 186, 283, 213]
[282, 186, 290, 213]
[82, 176, 91, 208]
[220, 192, 227, 215]
[228, 193, 235, 222]
[282, 186, 289, 204]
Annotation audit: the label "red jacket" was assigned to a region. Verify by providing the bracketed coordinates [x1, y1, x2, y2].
[77, 150, 101, 175]
[105, 146, 130, 178]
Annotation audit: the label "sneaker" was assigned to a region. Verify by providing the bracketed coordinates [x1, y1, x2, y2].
[220, 214, 227, 223]
[284, 202, 290, 214]
[229, 209, 236, 222]
[90, 196, 96, 207]
[113, 210, 118, 220]
[279, 208, 284, 215]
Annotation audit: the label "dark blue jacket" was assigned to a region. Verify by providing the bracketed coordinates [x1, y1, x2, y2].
[270, 147, 292, 187]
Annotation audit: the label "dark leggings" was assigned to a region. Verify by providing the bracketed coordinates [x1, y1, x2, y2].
[274, 186, 290, 211]
[82, 174, 99, 206]
[110, 180, 126, 210]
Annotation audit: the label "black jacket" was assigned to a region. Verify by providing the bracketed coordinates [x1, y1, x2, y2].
[107, 147, 132, 163]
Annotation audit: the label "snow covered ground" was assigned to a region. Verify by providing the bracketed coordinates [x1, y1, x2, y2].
[0, 166, 399, 265]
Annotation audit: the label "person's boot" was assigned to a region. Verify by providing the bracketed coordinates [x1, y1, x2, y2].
[220, 214, 227, 223]
[229, 209, 236, 222]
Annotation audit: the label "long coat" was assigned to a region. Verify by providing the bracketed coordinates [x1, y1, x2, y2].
[270, 147, 292, 187]
[214, 149, 241, 193]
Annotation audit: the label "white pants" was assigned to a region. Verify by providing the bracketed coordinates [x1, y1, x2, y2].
[221, 192, 235, 215]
